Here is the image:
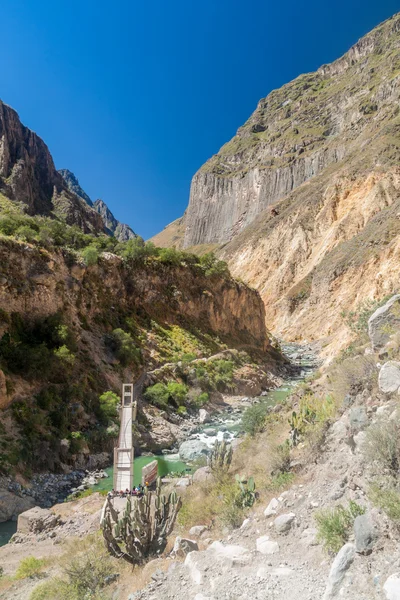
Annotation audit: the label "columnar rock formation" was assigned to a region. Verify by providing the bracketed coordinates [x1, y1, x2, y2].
[153, 13, 400, 351]
[182, 13, 400, 247]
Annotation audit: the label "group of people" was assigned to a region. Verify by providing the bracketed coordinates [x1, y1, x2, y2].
[107, 483, 148, 499]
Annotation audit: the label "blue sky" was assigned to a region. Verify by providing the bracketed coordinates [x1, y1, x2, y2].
[0, 1, 398, 238]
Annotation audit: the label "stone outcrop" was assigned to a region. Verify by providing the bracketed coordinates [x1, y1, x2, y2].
[0, 489, 34, 522]
[368, 295, 400, 351]
[0, 101, 103, 232]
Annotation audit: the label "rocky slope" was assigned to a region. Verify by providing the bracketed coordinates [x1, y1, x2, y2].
[0, 101, 103, 233]
[126, 296, 400, 600]
[59, 169, 137, 241]
[58, 169, 93, 207]
[92, 199, 137, 241]
[155, 12, 400, 351]
[0, 235, 276, 476]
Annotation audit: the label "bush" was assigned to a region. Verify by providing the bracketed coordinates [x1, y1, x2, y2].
[15, 556, 46, 580]
[363, 417, 400, 475]
[270, 441, 291, 475]
[105, 328, 141, 366]
[30, 578, 72, 600]
[199, 253, 229, 277]
[370, 482, 400, 522]
[241, 403, 269, 436]
[143, 381, 188, 409]
[81, 245, 99, 266]
[330, 356, 376, 401]
[54, 345, 75, 367]
[177, 406, 187, 416]
[315, 501, 365, 553]
[143, 383, 169, 409]
[99, 391, 120, 422]
[30, 541, 114, 599]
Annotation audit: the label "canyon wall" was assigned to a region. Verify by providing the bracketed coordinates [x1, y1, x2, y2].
[182, 13, 400, 247]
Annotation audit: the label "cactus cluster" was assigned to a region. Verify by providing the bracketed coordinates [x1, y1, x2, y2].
[235, 474, 256, 508]
[101, 478, 181, 565]
[208, 439, 233, 472]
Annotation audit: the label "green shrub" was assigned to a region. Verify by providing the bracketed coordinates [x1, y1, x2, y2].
[267, 472, 294, 491]
[144, 381, 188, 409]
[315, 501, 365, 553]
[270, 441, 291, 475]
[177, 406, 187, 416]
[30, 578, 72, 600]
[105, 328, 141, 366]
[144, 383, 170, 409]
[369, 482, 400, 522]
[241, 403, 269, 436]
[166, 381, 188, 405]
[330, 356, 376, 400]
[195, 392, 209, 407]
[99, 391, 120, 422]
[30, 542, 114, 599]
[80, 246, 99, 266]
[363, 417, 400, 475]
[54, 345, 75, 367]
[199, 253, 229, 277]
[157, 247, 183, 265]
[15, 556, 46, 580]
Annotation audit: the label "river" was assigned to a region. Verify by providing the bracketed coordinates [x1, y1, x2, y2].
[0, 342, 317, 545]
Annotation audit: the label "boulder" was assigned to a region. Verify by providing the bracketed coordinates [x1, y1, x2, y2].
[179, 440, 211, 462]
[17, 506, 58, 534]
[208, 541, 250, 565]
[349, 406, 369, 431]
[203, 428, 217, 437]
[256, 535, 280, 554]
[368, 295, 400, 350]
[172, 536, 199, 557]
[0, 490, 35, 522]
[184, 552, 203, 585]
[192, 466, 213, 483]
[378, 361, 400, 394]
[323, 543, 355, 600]
[264, 497, 279, 517]
[300, 527, 318, 547]
[354, 512, 378, 555]
[189, 525, 208, 538]
[384, 574, 400, 600]
[199, 409, 211, 424]
[273, 512, 296, 533]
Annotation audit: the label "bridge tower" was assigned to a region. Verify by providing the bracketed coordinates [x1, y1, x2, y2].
[113, 383, 137, 491]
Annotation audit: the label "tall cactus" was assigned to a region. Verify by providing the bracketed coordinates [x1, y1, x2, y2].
[208, 439, 233, 472]
[101, 478, 181, 565]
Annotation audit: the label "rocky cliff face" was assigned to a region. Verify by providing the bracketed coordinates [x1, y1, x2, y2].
[0, 101, 103, 233]
[58, 169, 93, 207]
[92, 199, 137, 241]
[0, 237, 273, 472]
[181, 13, 400, 247]
[154, 13, 400, 352]
[58, 169, 137, 241]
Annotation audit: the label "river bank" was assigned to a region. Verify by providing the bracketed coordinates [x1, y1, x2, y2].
[0, 341, 318, 546]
